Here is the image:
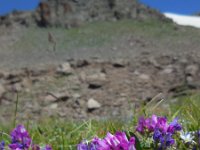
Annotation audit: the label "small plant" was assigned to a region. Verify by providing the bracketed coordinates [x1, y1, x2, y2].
[0, 124, 52, 150]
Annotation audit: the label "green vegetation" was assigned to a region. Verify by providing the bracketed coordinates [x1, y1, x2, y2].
[0, 95, 200, 149]
[11, 19, 200, 53]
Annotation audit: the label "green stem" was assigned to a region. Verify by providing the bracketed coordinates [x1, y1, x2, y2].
[13, 92, 19, 128]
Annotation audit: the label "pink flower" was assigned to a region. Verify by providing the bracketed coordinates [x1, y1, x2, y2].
[78, 132, 136, 150]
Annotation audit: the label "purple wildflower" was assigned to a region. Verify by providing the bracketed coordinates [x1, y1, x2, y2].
[9, 125, 32, 150]
[91, 137, 110, 149]
[198, 130, 200, 138]
[147, 115, 158, 132]
[136, 117, 146, 133]
[77, 141, 89, 150]
[137, 115, 182, 149]
[153, 128, 163, 142]
[104, 132, 120, 149]
[137, 115, 182, 135]
[198, 130, 200, 137]
[156, 117, 168, 133]
[167, 118, 182, 133]
[136, 115, 157, 133]
[115, 132, 135, 150]
[0, 141, 5, 150]
[162, 133, 175, 147]
[153, 129, 175, 149]
[77, 139, 104, 150]
[104, 132, 136, 150]
[77, 132, 136, 150]
[136, 115, 169, 134]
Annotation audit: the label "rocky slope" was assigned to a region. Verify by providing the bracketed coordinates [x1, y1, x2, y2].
[1, 1, 200, 122]
[1, 55, 200, 122]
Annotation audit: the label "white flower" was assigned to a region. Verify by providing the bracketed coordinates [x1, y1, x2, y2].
[180, 131, 195, 144]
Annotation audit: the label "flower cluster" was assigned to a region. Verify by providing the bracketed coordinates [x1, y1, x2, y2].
[9, 125, 31, 149]
[78, 131, 136, 150]
[1, 125, 52, 150]
[136, 115, 182, 149]
[77, 115, 200, 150]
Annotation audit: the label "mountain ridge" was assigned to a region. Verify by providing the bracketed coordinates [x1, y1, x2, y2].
[0, 0, 171, 28]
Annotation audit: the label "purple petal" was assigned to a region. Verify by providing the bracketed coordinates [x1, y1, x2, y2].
[0, 141, 5, 150]
[77, 141, 89, 150]
[168, 118, 182, 133]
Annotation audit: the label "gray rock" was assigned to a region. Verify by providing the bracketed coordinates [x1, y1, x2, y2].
[149, 57, 160, 68]
[44, 95, 57, 104]
[75, 60, 89, 68]
[0, 71, 5, 79]
[133, 70, 140, 76]
[86, 72, 107, 89]
[22, 78, 32, 88]
[186, 76, 193, 84]
[180, 58, 188, 65]
[138, 74, 150, 80]
[1, 98, 11, 105]
[161, 65, 174, 74]
[44, 91, 70, 105]
[87, 72, 106, 81]
[72, 93, 81, 99]
[49, 103, 58, 109]
[87, 98, 101, 110]
[58, 110, 68, 117]
[57, 62, 73, 75]
[185, 65, 198, 76]
[112, 59, 129, 68]
[0, 84, 5, 97]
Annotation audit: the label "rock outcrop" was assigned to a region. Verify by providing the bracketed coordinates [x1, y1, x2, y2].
[0, 0, 171, 28]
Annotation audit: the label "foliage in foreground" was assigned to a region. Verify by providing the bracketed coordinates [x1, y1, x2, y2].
[0, 124, 52, 150]
[77, 115, 200, 150]
[0, 95, 200, 149]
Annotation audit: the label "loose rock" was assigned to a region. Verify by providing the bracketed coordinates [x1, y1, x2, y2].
[112, 59, 129, 68]
[86, 72, 107, 89]
[87, 98, 101, 110]
[0, 84, 5, 98]
[49, 103, 58, 109]
[43, 91, 70, 105]
[149, 57, 160, 68]
[57, 62, 73, 75]
[138, 74, 150, 80]
[75, 60, 89, 68]
[185, 64, 199, 76]
[161, 65, 174, 74]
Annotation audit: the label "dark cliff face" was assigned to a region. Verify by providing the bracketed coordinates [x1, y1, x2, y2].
[0, 0, 171, 28]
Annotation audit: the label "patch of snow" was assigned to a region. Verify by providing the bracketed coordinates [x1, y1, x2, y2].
[164, 12, 200, 28]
